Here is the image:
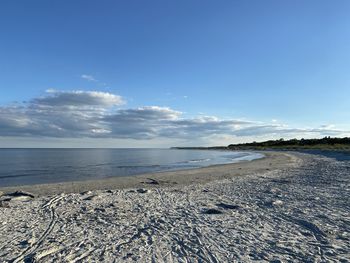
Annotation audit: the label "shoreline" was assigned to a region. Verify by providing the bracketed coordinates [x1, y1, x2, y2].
[1, 151, 348, 262]
[0, 151, 299, 196]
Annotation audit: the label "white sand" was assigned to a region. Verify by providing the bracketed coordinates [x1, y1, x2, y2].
[0, 152, 349, 262]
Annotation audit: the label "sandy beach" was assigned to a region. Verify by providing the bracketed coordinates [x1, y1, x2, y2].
[0, 151, 349, 262]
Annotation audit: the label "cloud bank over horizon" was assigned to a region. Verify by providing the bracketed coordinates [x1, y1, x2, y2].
[0, 90, 348, 147]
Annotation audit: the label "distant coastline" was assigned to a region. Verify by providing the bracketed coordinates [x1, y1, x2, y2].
[172, 136, 350, 152]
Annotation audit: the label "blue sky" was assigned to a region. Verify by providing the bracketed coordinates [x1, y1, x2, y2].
[0, 1, 349, 147]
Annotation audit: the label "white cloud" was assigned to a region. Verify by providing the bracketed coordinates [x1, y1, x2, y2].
[46, 88, 57, 93]
[320, 124, 335, 129]
[81, 74, 98, 82]
[33, 90, 125, 107]
[0, 90, 348, 145]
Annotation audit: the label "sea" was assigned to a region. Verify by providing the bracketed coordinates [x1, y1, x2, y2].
[0, 148, 264, 187]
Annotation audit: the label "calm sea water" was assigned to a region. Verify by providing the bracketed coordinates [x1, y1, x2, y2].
[0, 149, 263, 187]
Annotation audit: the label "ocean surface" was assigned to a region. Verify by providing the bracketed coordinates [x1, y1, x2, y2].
[0, 149, 264, 187]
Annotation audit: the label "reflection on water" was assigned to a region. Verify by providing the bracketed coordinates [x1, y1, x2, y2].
[0, 149, 263, 187]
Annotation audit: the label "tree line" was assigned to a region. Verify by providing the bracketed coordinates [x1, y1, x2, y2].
[228, 137, 350, 150]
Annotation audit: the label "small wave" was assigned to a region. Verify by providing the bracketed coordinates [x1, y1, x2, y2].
[224, 153, 250, 159]
[229, 153, 264, 162]
[187, 158, 211, 163]
[174, 158, 211, 165]
[85, 163, 112, 168]
[0, 173, 46, 179]
[115, 164, 161, 169]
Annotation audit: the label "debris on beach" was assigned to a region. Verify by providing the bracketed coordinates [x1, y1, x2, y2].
[0, 191, 35, 202]
[84, 195, 100, 201]
[216, 202, 240, 210]
[0, 201, 10, 208]
[7, 190, 35, 198]
[202, 208, 223, 214]
[143, 178, 160, 185]
[136, 188, 149, 193]
[80, 190, 93, 195]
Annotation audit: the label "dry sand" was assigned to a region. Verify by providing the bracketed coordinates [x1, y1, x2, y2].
[0, 151, 349, 262]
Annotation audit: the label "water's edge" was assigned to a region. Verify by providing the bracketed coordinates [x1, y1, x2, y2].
[0, 149, 264, 187]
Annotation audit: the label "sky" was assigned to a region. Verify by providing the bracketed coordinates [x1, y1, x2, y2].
[0, 0, 350, 148]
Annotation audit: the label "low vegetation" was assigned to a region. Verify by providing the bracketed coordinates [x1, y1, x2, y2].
[227, 137, 350, 151]
[173, 137, 350, 151]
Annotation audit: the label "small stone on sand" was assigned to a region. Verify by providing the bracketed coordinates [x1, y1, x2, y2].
[136, 189, 149, 194]
[84, 195, 100, 201]
[272, 200, 284, 206]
